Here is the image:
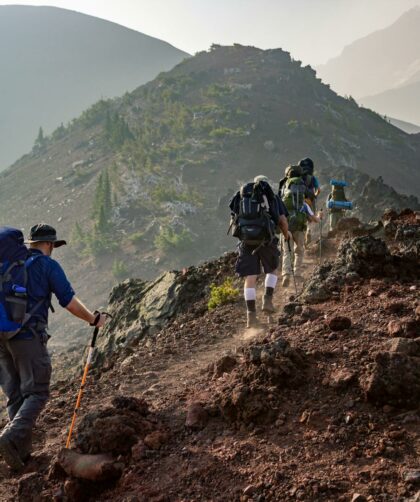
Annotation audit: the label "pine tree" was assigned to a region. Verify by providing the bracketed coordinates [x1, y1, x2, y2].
[102, 169, 112, 220]
[92, 172, 104, 218]
[96, 204, 108, 234]
[33, 126, 46, 151]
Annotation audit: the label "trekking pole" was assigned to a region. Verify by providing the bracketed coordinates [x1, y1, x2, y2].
[287, 238, 298, 296]
[65, 313, 111, 448]
[319, 208, 323, 264]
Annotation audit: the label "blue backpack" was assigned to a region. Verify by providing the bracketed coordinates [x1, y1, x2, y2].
[0, 227, 45, 341]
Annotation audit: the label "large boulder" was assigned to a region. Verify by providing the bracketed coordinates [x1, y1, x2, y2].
[213, 338, 306, 425]
[302, 233, 419, 304]
[95, 253, 236, 360]
[360, 350, 420, 408]
[75, 396, 158, 455]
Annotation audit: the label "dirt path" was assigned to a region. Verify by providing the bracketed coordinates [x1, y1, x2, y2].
[118, 252, 322, 406]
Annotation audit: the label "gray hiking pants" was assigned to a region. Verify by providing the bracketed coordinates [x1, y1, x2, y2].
[0, 332, 51, 457]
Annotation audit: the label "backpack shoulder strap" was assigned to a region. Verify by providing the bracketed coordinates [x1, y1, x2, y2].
[24, 253, 54, 315]
[25, 254, 46, 269]
[0, 260, 26, 292]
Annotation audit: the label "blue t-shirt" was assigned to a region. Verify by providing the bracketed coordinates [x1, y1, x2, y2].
[16, 249, 75, 337]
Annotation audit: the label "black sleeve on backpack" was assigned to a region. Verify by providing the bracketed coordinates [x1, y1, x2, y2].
[228, 192, 240, 215]
[278, 178, 286, 196]
[261, 181, 275, 201]
[269, 196, 281, 222]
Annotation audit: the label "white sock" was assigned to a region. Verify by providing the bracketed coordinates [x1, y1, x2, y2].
[264, 273, 278, 289]
[244, 288, 256, 301]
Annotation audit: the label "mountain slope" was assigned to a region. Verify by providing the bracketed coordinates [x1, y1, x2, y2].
[0, 5, 188, 169]
[0, 44, 418, 346]
[317, 7, 420, 98]
[389, 117, 420, 135]
[362, 80, 420, 125]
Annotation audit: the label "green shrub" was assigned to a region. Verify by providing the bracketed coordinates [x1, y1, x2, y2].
[112, 259, 128, 279]
[208, 278, 240, 310]
[154, 226, 193, 252]
[209, 127, 247, 138]
[287, 119, 299, 131]
[80, 99, 111, 127]
[128, 231, 145, 244]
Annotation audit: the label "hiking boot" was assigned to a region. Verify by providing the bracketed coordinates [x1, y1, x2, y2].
[246, 311, 259, 329]
[262, 295, 276, 313]
[282, 276, 290, 287]
[18, 434, 32, 463]
[0, 436, 24, 471]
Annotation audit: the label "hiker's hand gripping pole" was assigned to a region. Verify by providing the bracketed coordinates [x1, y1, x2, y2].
[287, 238, 298, 296]
[65, 313, 111, 449]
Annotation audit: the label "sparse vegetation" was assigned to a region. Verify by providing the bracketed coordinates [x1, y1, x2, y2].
[112, 259, 129, 279]
[154, 226, 193, 253]
[104, 112, 134, 148]
[128, 231, 145, 244]
[208, 278, 240, 310]
[79, 99, 112, 127]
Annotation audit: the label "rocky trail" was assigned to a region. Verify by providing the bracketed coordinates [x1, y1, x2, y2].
[0, 212, 419, 501]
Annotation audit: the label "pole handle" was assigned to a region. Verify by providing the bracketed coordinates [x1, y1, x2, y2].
[91, 326, 100, 348]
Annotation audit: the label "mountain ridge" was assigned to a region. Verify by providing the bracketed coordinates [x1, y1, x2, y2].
[0, 5, 189, 169]
[361, 79, 420, 126]
[317, 7, 420, 98]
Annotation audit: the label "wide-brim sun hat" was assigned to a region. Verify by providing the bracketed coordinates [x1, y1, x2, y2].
[25, 223, 67, 248]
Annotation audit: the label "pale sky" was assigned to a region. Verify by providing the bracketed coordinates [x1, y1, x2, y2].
[1, 0, 419, 64]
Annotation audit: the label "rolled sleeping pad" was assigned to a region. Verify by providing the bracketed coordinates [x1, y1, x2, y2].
[330, 179, 348, 187]
[327, 200, 353, 210]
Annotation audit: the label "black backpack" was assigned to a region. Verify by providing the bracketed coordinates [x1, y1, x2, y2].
[231, 181, 275, 245]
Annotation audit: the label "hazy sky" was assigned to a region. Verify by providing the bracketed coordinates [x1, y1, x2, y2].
[2, 0, 419, 64]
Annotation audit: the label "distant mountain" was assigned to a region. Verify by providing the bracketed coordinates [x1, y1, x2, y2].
[317, 7, 420, 98]
[389, 117, 420, 135]
[0, 5, 189, 169]
[362, 80, 420, 126]
[0, 45, 418, 341]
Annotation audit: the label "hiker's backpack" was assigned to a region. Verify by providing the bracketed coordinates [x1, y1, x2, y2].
[282, 177, 308, 232]
[0, 227, 44, 341]
[232, 181, 275, 245]
[331, 186, 346, 202]
[302, 171, 317, 202]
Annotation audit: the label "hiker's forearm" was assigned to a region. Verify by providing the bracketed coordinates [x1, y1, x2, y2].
[278, 215, 289, 238]
[66, 297, 95, 324]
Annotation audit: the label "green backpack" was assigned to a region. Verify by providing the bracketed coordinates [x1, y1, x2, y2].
[282, 177, 308, 232]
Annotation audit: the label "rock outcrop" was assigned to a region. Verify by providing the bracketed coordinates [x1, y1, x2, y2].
[302, 211, 419, 304]
[95, 253, 235, 362]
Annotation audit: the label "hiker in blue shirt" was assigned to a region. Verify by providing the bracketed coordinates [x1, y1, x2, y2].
[0, 224, 107, 470]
